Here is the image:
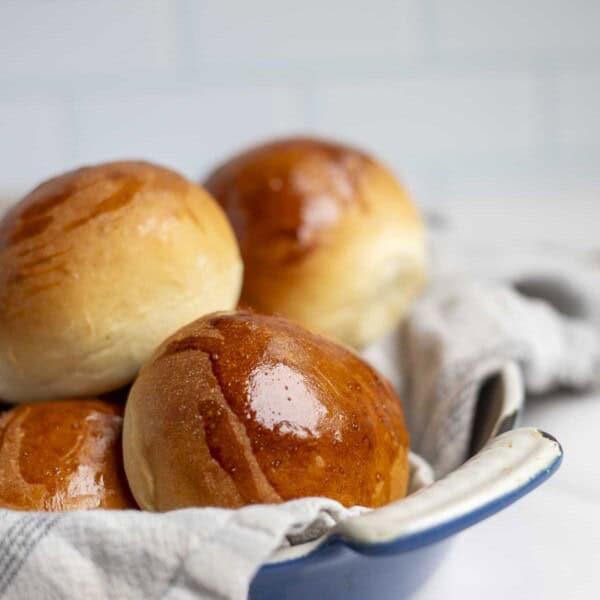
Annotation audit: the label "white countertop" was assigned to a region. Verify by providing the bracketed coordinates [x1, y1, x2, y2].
[412, 197, 600, 599]
[415, 391, 600, 600]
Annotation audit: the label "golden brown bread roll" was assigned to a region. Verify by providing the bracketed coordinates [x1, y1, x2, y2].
[205, 137, 427, 348]
[0, 161, 243, 403]
[0, 399, 137, 510]
[123, 311, 410, 511]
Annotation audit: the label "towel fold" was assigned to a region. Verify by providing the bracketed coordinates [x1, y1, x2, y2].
[398, 280, 599, 476]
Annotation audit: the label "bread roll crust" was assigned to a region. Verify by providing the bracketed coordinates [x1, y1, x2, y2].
[123, 311, 410, 511]
[205, 137, 427, 348]
[0, 399, 136, 510]
[0, 161, 243, 403]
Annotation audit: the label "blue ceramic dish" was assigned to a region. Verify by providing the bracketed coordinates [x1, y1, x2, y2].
[249, 361, 561, 599]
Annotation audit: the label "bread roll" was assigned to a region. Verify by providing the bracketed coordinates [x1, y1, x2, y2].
[0, 399, 136, 510]
[0, 161, 243, 403]
[205, 137, 427, 348]
[123, 311, 410, 511]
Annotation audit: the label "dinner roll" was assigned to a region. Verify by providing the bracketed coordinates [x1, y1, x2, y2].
[0, 399, 136, 510]
[123, 311, 410, 511]
[205, 137, 427, 348]
[0, 161, 243, 403]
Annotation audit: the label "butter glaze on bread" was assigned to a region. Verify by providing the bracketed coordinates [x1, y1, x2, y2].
[205, 137, 427, 348]
[0, 161, 242, 403]
[0, 399, 137, 510]
[123, 311, 410, 511]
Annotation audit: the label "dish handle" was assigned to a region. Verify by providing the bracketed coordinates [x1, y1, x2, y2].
[333, 427, 562, 554]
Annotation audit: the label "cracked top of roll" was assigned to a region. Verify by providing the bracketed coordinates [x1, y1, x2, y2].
[123, 311, 410, 511]
[205, 136, 427, 348]
[0, 161, 243, 403]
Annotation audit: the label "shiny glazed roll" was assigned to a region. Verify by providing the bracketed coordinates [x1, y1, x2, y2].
[0, 399, 137, 511]
[123, 311, 410, 511]
[0, 161, 243, 403]
[205, 137, 427, 348]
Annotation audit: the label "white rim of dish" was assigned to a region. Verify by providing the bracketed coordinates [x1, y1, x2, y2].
[268, 427, 562, 563]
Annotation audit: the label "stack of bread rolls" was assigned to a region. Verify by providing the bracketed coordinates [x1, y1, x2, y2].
[0, 137, 426, 512]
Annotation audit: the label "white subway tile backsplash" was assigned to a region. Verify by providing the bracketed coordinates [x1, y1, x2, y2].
[187, 0, 422, 68]
[556, 70, 600, 149]
[434, 0, 600, 57]
[73, 85, 306, 179]
[0, 0, 597, 202]
[0, 100, 71, 196]
[0, 0, 176, 77]
[311, 75, 538, 167]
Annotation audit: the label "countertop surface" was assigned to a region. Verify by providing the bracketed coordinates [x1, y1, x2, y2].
[412, 196, 600, 600]
[415, 391, 600, 599]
